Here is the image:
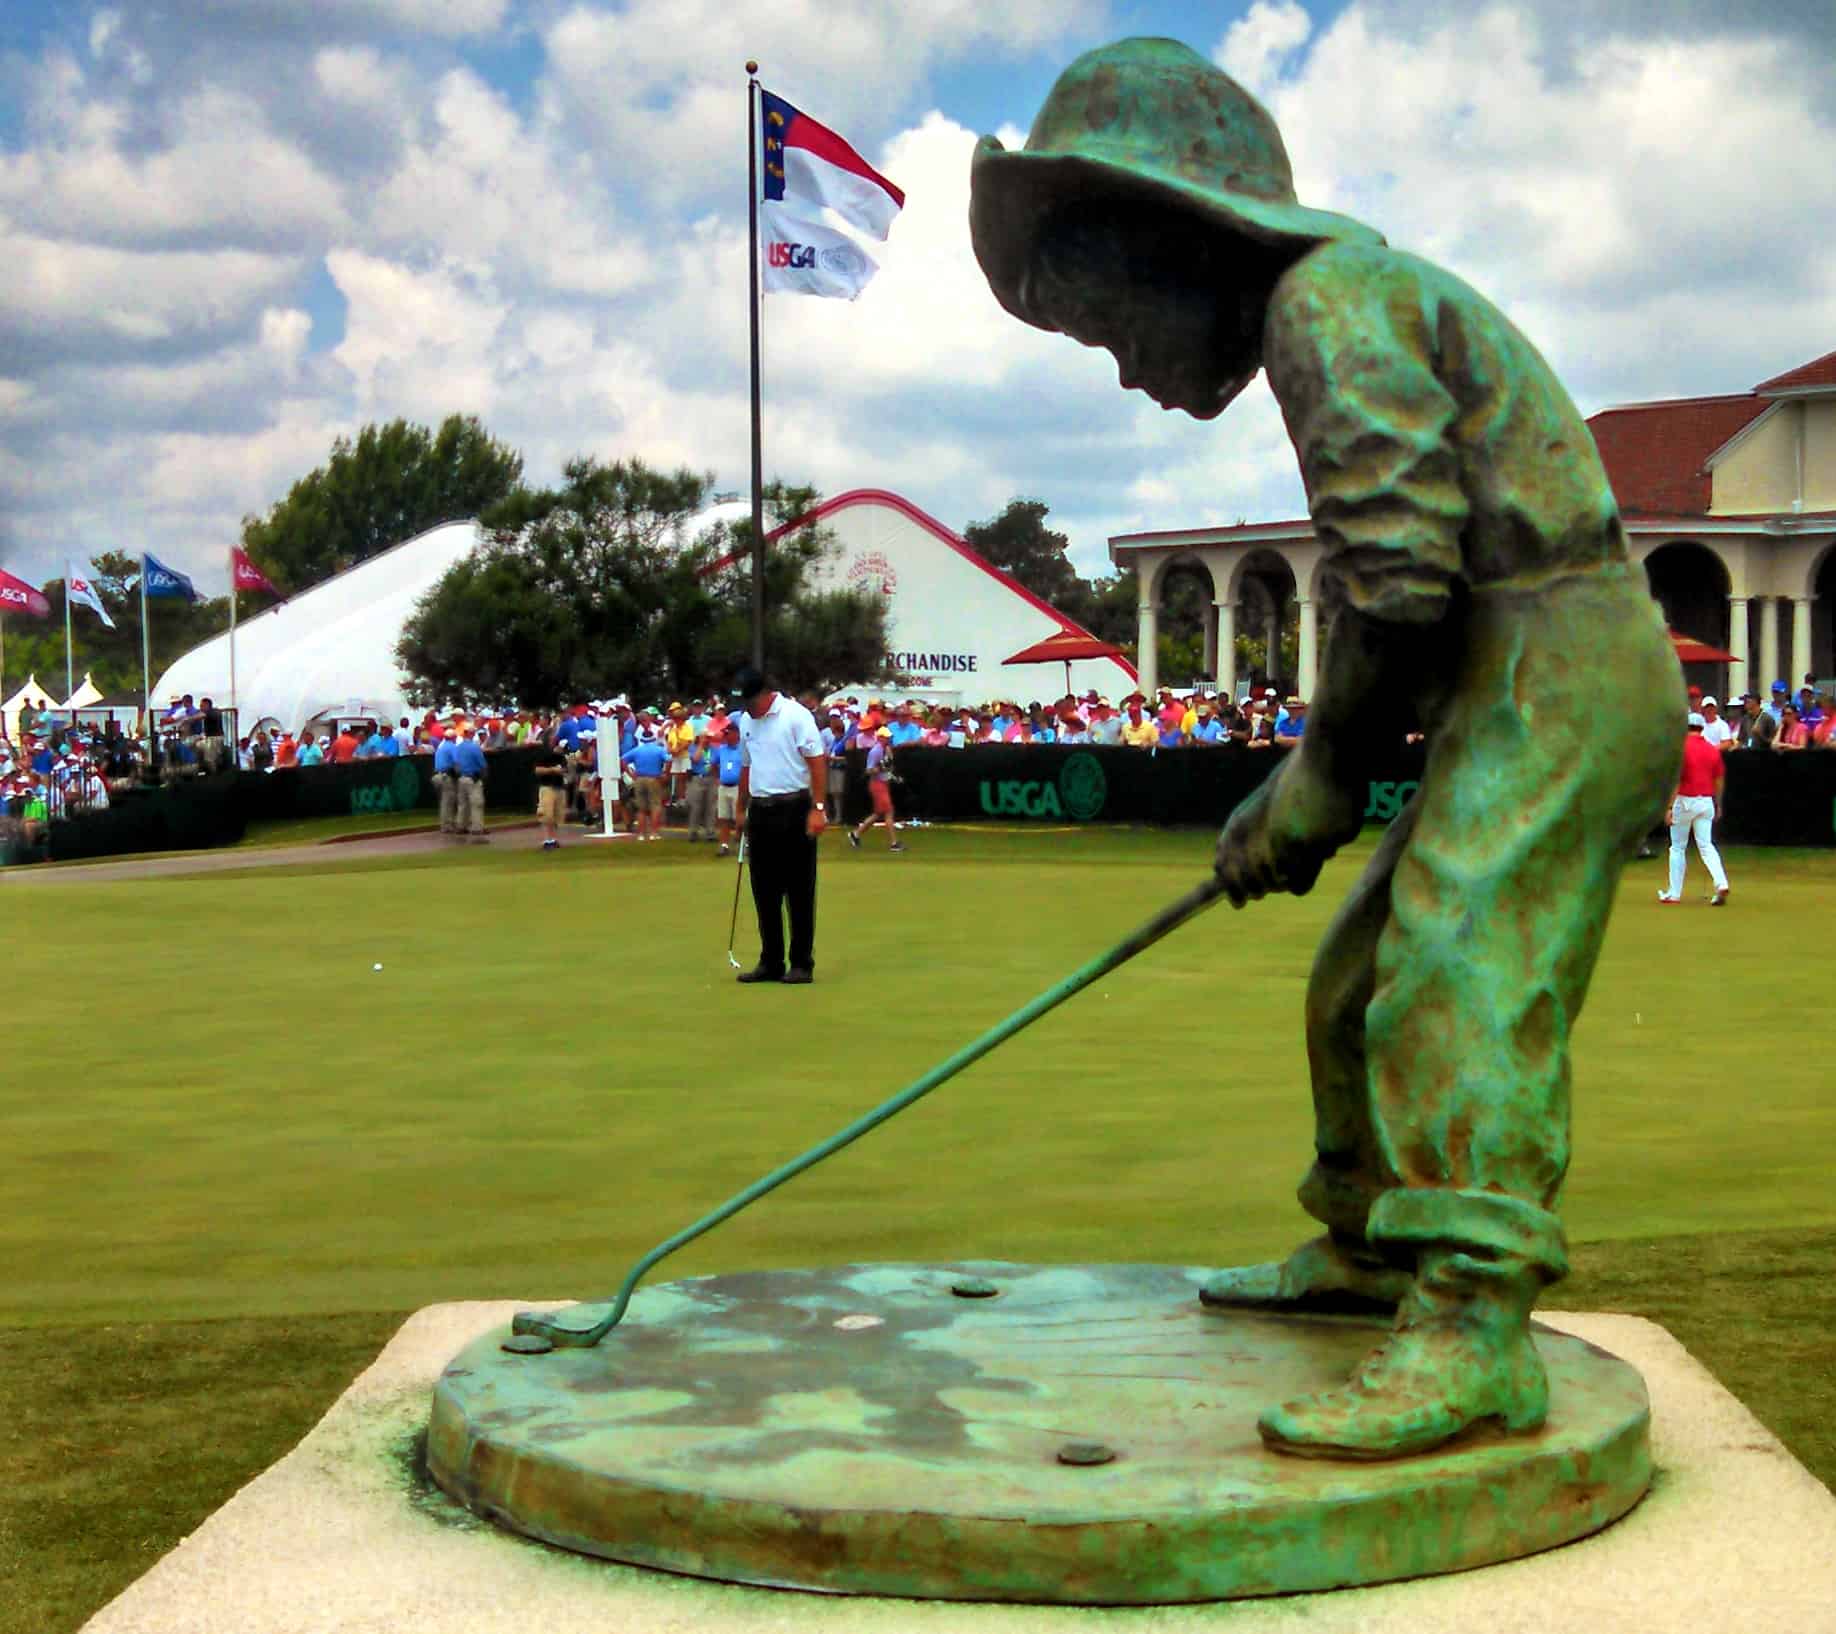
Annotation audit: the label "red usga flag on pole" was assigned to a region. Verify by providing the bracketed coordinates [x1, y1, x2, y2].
[231, 545, 280, 598]
[0, 566, 51, 617]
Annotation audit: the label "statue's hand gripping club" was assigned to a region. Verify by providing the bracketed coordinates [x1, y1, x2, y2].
[1214, 754, 1363, 907]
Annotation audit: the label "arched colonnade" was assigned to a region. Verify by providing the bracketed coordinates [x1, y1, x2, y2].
[1112, 520, 1836, 700]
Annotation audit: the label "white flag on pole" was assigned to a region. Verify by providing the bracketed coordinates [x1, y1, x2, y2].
[67, 562, 117, 628]
[759, 201, 879, 301]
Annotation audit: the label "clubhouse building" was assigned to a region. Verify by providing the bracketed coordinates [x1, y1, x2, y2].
[1109, 349, 1836, 701]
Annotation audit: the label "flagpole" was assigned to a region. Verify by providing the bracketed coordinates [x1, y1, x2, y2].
[230, 567, 238, 729]
[746, 59, 765, 670]
[141, 562, 153, 765]
[64, 579, 74, 705]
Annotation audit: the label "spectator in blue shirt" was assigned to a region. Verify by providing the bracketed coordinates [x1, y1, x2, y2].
[556, 701, 592, 752]
[433, 733, 459, 833]
[451, 726, 489, 841]
[684, 729, 717, 842]
[712, 721, 745, 854]
[296, 735, 323, 767]
[887, 705, 923, 748]
[622, 731, 671, 841]
[1274, 696, 1307, 749]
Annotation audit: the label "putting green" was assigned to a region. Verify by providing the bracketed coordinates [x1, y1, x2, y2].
[6, 827, 1833, 1329]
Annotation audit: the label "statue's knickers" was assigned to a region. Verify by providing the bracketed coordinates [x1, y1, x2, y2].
[1292, 575, 1680, 1288]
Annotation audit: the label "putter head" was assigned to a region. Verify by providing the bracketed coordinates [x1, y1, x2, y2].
[727, 951, 742, 969]
[512, 1306, 611, 1348]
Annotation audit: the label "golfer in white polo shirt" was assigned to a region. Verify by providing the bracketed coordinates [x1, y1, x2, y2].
[731, 665, 827, 984]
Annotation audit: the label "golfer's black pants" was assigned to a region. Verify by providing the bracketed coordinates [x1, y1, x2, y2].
[747, 795, 817, 974]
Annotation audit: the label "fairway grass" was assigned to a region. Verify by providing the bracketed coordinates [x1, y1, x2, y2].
[6, 825, 1834, 1630]
[8, 826, 1835, 1328]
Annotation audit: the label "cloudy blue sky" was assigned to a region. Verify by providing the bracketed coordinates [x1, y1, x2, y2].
[4, 0, 1835, 592]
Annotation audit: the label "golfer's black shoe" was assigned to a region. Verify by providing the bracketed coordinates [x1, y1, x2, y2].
[781, 968, 814, 985]
[847, 831, 861, 849]
[735, 964, 784, 984]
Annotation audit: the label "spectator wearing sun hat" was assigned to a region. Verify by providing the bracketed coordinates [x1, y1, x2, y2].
[1274, 696, 1307, 748]
[1121, 694, 1158, 748]
[663, 703, 695, 806]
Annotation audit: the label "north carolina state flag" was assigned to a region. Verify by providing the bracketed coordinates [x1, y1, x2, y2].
[0, 566, 51, 618]
[760, 89, 904, 241]
[232, 545, 280, 597]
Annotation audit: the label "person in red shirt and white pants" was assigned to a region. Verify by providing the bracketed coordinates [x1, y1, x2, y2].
[1660, 712, 1729, 906]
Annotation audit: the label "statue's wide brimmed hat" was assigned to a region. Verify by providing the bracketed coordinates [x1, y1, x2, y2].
[970, 37, 1381, 330]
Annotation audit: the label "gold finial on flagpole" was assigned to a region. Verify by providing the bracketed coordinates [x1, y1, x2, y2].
[746, 60, 758, 76]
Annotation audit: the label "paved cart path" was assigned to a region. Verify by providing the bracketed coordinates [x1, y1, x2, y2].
[2, 823, 552, 884]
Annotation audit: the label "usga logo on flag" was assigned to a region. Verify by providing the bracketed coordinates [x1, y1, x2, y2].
[759, 88, 903, 301]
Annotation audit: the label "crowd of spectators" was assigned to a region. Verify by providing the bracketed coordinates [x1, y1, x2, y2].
[1686, 680, 1836, 753]
[6, 671, 1835, 861]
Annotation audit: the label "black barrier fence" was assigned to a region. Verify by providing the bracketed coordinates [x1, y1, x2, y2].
[883, 744, 1428, 831]
[883, 743, 1836, 846]
[41, 746, 549, 863]
[1719, 750, 1836, 846]
[24, 741, 1836, 864]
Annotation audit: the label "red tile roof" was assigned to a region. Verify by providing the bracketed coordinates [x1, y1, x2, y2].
[1754, 348, 1836, 395]
[1587, 395, 1769, 517]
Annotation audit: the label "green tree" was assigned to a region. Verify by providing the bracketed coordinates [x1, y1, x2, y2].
[963, 495, 1143, 655]
[396, 463, 895, 708]
[240, 415, 524, 591]
[693, 483, 896, 697]
[963, 498, 1081, 604]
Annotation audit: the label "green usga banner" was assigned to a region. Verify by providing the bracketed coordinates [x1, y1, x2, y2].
[978, 751, 1109, 821]
[891, 744, 1437, 828]
[350, 758, 427, 816]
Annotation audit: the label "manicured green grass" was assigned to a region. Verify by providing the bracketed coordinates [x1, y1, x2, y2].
[5, 826, 1833, 1630]
[8, 828, 1834, 1327]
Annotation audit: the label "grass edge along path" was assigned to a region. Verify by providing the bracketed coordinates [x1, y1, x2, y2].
[4, 1225, 1832, 1634]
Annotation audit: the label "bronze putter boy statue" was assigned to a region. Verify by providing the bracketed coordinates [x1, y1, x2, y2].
[972, 38, 1681, 1461]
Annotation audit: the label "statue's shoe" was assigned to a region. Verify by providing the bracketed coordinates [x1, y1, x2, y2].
[1199, 1233, 1412, 1314]
[1257, 1262, 1550, 1460]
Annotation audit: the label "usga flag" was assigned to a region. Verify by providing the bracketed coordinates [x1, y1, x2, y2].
[232, 545, 279, 597]
[142, 551, 200, 603]
[67, 562, 117, 628]
[0, 566, 51, 618]
[761, 201, 879, 300]
[761, 90, 904, 240]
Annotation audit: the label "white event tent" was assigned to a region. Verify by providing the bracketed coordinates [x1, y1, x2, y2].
[3, 674, 60, 739]
[61, 674, 103, 711]
[152, 521, 485, 734]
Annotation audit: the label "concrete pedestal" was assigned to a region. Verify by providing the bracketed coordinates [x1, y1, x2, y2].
[81, 1300, 1836, 1633]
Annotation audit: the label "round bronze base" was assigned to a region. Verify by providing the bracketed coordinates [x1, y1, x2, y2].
[426, 1262, 1651, 1603]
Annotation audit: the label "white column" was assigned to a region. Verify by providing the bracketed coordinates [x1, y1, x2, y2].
[1202, 602, 1219, 678]
[1296, 597, 1318, 700]
[1758, 596, 1780, 695]
[1136, 598, 1158, 698]
[1792, 597, 1814, 687]
[1727, 595, 1748, 704]
[1215, 602, 1236, 700]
